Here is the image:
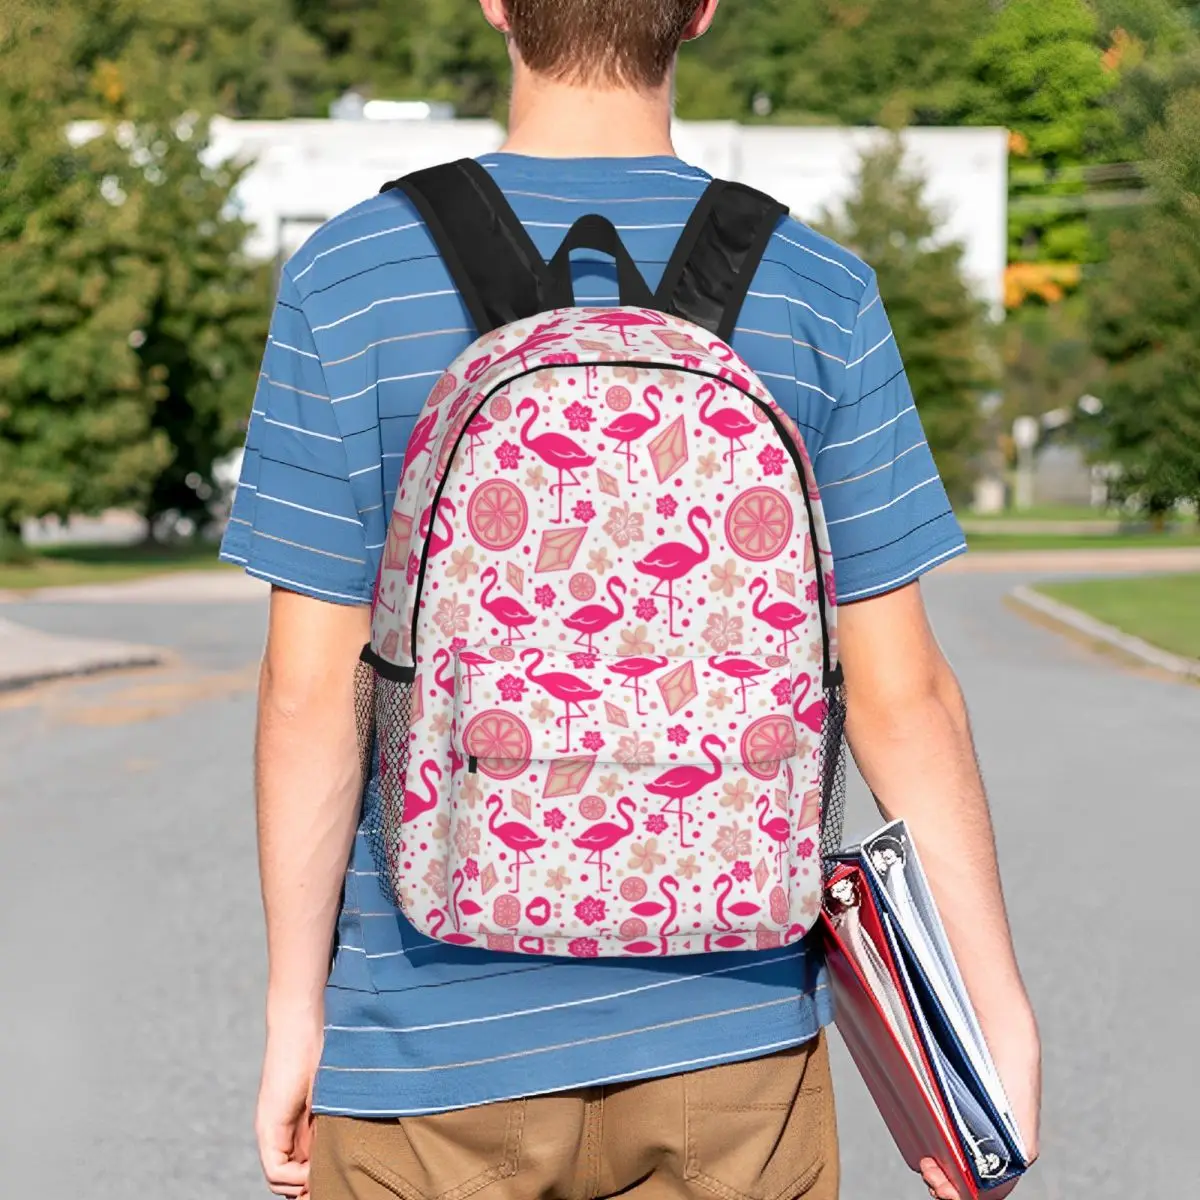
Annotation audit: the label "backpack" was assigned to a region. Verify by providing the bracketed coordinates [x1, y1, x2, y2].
[357, 159, 846, 957]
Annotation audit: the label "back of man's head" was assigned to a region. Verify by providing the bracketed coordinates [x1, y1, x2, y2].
[506, 0, 703, 90]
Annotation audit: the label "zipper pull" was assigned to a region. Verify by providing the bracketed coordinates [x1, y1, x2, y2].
[468, 755, 478, 775]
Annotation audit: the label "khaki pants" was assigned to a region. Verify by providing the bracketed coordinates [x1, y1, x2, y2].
[311, 1034, 838, 1200]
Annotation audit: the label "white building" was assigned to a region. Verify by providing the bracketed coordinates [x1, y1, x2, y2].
[208, 118, 1008, 307]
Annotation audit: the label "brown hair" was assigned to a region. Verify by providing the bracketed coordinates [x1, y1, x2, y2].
[506, 0, 702, 89]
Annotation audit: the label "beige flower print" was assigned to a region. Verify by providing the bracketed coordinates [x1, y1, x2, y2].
[702, 607, 744, 652]
[432, 812, 451, 841]
[614, 735, 655, 770]
[603, 502, 645, 548]
[697, 451, 721, 479]
[447, 545, 479, 584]
[545, 866, 570, 890]
[720, 778, 753, 813]
[709, 558, 745, 598]
[712, 824, 752, 862]
[422, 859, 448, 899]
[618, 624, 654, 655]
[675, 854, 701, 880]
[597, 772, 622, 797]
[453, 818, 480, 860]
[434, 596, 469, 638]
[708, 686, 732, 711]
[628, 838, 667, 874]
[588, 547, 612, 575]
[461, 773, 483, 808]
[525, 465, 548, 490]
[430, 711, 451, 737]
[530, 698, 554, 723]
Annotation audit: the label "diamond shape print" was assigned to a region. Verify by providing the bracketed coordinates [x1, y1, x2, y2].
[803, 533, 815, 573]
[535, 527, 587, 573]
[506, 562, 525, 594]
[656, 660, 697, 715]
[383, 512, 413, 570]
[797, 788, 821, 829]
[754, 858, 770, 893]
[776, 569, 796, 597]
[597, 469, 620, 497]
[511, 790, 532, 819]
[542, 756, 596, 798]
[604, 702, 629, 728]
[411, 683, 425, 725]
[480, 862, 499, 894]
[647, 415, 688, 483]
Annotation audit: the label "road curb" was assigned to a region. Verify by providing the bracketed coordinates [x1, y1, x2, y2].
[1008, 585, 1200, 682]
[0, 617, 165, 692]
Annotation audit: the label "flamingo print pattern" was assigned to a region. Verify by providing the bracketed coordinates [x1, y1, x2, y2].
[365, 307, 842, 956]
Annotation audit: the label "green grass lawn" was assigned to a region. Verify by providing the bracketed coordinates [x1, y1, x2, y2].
[1036, 573, 1200, 660]
[0, 540, 231, 592]
[967, 529, 1200, 552]
[965, 504, 1120, 523]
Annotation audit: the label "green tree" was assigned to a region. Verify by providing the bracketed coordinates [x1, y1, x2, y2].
[818, 139, 991, 503]
[1089, 88, 1200, 515]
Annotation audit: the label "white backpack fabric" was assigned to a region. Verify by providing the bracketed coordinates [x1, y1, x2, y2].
[358, 161, 846, 957]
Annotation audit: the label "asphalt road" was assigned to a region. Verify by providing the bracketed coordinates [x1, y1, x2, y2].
[1, 571, 1197, 1198]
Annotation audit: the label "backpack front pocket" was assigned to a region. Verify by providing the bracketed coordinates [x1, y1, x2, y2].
[443, 646, 819, 956]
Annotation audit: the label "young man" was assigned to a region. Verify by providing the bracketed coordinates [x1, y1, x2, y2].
[222, 3, 1040, 1198]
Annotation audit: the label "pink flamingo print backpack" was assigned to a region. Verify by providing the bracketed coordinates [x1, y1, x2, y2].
[357, 159, 847, 957]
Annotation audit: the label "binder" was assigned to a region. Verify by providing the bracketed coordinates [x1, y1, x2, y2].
[822, 821, 1030, 1197]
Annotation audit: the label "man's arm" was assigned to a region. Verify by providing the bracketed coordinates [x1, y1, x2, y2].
[255, 588, 370, 1198]
[838, 581, 1041, 1198]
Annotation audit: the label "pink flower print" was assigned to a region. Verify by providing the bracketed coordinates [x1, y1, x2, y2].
[453, 818, 480, 860]
[758, 445, 786, 476]
[564, 401, 595, 432]
[581, 730, 605, 752]
[618, 624, 654, 655]
[569, 937, 600, 957]
[405, 551, 420, 585]
[825, 571, 837, 606]
[702, 607, 743, 652]
[771, 678, 792, 706]
[546, 866, 570, 889]
[544, 807, 566, 832]
[497, 674, 526, 703]
[597, 772, 621, 797]
[573, 499, 596, 523]
[603, 502, 644, 548]
[613, 364, 641, 383]
[615, 735, 655, 770]
[731, 859, 753, 883]
[422, 859, 448, 899]
[666, 724, 689, 746]
[464, 857, 479, 881]
[628, 838, 667, 874]
[525, 464, 548, 490]
[708, 687, 732, 711]
[675, 854, 700, 880]
[430, 712, 451, 736]
[574, 895, 607, 926]
[461, 774, 483, 807]
[450, 637, 468, 653]
[447, 545, 479, 583]
[534, 584, 556, 609]
[797, 837, 816, 859]
[435, 596, 470, 638]
[656, 495, 678, 518]
[496, 440, 522, 469]
[530, 698, 554, 723]
[588, 547, 612, 575]
[720, 778, 752, 812]
[569, 651, 598, 670]
[712, 824, 752, 862]
[697, 451, 721, 479]
[805, 578, 820, 604]
[645, 813, 668, 835]
[709, 558, 744, 598]
[635, 597, 658, 621]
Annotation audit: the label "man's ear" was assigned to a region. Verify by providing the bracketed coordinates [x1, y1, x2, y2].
[682, 0, 720, 42]
[479, 0, 511, 34]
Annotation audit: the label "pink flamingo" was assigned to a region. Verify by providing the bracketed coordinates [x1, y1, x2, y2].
[580, 309, 667, 346]
[749, 577, 808, 655]
[401, 760, 443, 823]
[707, 655, 770, 715]
[456, 649, 492, 706]
[756, 794, 791, 880]
[521, 647, 602, 753]
[610, 655, 669, 716]
[707, 339, 753, 392]
[516, 398, 595, 523]
[563, 578, 627, 653]
[715, 873, 763, 931]
[634, 506, 712, 637]
[571, 796, 635, 891]
[494, 322, 571, 371]
[450, 868, 484, 930]
[464, 413, 492, 475]
[432, 648, 456, 698]
[486, 794, 546, 891]
[426, 907, 476, 946]
[402, 409, 439, 471]
[792, 675, 827, 734]
[626, 875, 681, 936]
[601, 386, 661, 482]
[645, 734, 725, 847]
[698, 382, 757, 484]
[419, 499, 456, 558]
[480, 566, 536, 645]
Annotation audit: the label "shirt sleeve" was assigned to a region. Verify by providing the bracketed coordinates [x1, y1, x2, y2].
[219, 270, 373, 605]
[813, 272, 967, 603]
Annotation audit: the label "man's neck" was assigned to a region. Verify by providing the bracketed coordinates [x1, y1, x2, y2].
[499, 66, 676, 159]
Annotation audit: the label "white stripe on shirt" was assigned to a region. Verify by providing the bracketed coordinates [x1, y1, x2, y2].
[846, 331, 895, 370]
[817, 404, 916, 455]
[825, 475, 941, 526]
[293, 221, 422, 281]
[747, 291, 854, 335]
[258, 493, 364, 526]
[836, 542, 967, 602]
[774, 233, 867, 285]
[311, 290, 457, 333]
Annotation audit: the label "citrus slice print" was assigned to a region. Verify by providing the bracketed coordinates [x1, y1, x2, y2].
[725, 487, 794, 562]
[489, 394, 512, 421]
[462, 709, 532, 779]
[606, 385, 632, 412]
[468, 479, 528, 551]
[740, 714, 797, 780]
[569, 573, 596, 601]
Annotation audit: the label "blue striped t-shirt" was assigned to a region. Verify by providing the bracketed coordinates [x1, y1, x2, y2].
[221, 153, 966, 1117]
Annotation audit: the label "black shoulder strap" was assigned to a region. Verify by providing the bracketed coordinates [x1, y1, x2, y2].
[381, 159, 552, 336]
[656, 180, 788, 342]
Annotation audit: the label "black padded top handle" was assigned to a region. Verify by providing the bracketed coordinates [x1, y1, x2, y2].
[382, 159, 553, 336]
[655, 179, 789, 342]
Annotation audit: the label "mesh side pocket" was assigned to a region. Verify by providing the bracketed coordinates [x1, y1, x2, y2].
[353, 656, 376, 787]
[819, 682, 848, 865]
[362, 672, 415, 908]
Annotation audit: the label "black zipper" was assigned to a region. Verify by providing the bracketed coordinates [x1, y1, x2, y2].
[402, 360, 840, 689]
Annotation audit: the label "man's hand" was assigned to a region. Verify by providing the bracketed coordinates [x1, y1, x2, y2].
[256, 1008, 323, 1197]
[838, 582, 1041, 1197]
